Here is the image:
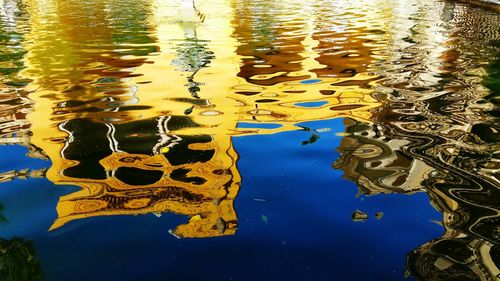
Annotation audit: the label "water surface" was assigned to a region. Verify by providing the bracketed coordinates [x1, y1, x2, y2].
[0, 0, 498, 280]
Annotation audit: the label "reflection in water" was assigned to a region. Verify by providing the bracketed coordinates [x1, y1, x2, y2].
[23, 0, 239, 238]
[0, 237, 44, 281]
[0, 0, 33, 156]
[336, 117, 499, 280]
[0, 0, 30, 87]
[334, 2, 500, 280]
[310, 1, 377, 79]
[50, 117, 240, 238]
[0, 199, 40, 281]
[0, 0, 497, 280]
[232, 0, 309, 85]
[23, 0, 158, 119]
[407, 236, 499, 281]
[171, 1, 214, 99]
[230, 0, 380, 134]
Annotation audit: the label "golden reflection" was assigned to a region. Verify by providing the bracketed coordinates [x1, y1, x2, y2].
[22, 0, 159, 125]
[229, 0, 381, 135]
[22, 0, 242, 238]
[49, 117, 240, 238]
[22, 0, 382, 237]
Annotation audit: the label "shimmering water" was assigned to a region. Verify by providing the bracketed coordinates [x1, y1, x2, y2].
[0, 0, 498, 280]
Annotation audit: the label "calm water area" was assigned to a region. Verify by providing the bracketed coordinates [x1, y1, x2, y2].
[0, 0, 498, 280]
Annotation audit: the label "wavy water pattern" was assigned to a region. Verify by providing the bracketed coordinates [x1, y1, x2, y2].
[0, 0, 497, 280]
[334, 2, 500, 280]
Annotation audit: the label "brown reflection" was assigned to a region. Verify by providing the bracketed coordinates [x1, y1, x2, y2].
[406, 192, 499, 281]
[336, 115, 499, 279]
[310, 5, 374, 78]
[334, 118, 433, 195]
[228, 0, 382, 133]
[231, 0, 309, 86]
[0, 92, 31, 144]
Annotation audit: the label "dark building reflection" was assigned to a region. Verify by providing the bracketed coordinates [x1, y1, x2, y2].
[334, 2, 500, 280]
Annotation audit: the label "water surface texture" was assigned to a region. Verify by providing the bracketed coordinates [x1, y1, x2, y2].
[0, 0, 498, 280]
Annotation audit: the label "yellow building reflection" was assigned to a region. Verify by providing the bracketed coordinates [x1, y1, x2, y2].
[23, 0, 240, 238]
[48, 117, 240, 238]
[228, 0, 381, 135]
[21, 0, 382, 237]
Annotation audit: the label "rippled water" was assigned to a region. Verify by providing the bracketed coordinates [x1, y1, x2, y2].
[0, 0, 498, 280]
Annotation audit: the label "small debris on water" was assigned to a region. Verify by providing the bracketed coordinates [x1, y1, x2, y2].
[261, 215, 269, 224]
[375, 212, 384, 220]
[352, 209, 368, 222]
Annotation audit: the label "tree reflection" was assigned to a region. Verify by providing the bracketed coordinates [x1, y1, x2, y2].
[0, 237, 44, 281]
[171, 1, 214, 100]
